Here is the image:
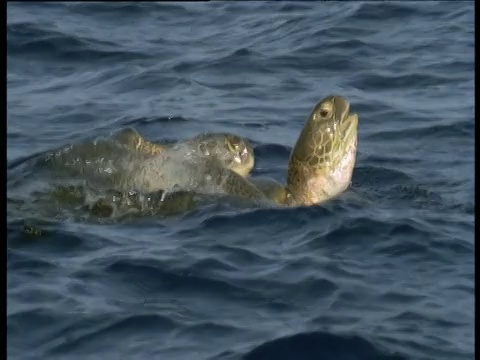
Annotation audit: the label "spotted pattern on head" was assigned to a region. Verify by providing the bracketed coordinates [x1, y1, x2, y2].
[286, 95, 358, 206]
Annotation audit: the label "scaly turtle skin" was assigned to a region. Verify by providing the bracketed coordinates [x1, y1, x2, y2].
[285, 95, 358, 206]
[143, 95, 358, 207]
[250, 95, 358, 206]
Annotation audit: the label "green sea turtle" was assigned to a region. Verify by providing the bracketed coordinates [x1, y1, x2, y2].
[37, 129, 254, 182]
[18, 129, 257, 222]
[15, 94, 358, 231]
[124, 94, 358, 207]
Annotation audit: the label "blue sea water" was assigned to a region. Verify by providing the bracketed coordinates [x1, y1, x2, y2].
[7, 2, 474, 360]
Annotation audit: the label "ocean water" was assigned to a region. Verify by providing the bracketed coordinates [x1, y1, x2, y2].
[7, 2, 474, 360]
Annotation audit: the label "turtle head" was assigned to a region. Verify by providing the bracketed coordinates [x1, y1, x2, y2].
[286, 95, 358, 206]
[192, 133, 255, 177]
[222, 134, 255, 177]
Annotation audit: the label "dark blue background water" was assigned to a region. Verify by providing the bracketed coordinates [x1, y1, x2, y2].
[7, 2, 474, 360]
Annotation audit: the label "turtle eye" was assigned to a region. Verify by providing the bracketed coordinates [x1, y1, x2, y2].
[225, 139, 239, 153]
[319, 109, 330, 118]
[317, 100, 333, 119]
[198, 143, 207, 154]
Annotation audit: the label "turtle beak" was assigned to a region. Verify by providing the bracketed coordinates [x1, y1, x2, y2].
[331, 96, 357, 139]
[240, 147, 248, 161]
[341, 113, 359, 141]
[241, 146, 255, 173]
[234, 154, 242, 164]
[332, 96, 350, 123]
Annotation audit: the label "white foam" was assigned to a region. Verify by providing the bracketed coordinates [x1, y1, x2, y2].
[120, 143, 229, 195]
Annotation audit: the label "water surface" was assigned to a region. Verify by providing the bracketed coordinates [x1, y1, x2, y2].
[7, 2, 474, 360]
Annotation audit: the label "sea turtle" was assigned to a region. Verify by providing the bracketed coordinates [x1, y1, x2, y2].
[123, 94, 358, 207]
[111, 128, 255, 177]
[15, 94, 358, 232]
[114, 129, 288, 201]
[16, 129, 257, 223]
[37, 128, 254, 182]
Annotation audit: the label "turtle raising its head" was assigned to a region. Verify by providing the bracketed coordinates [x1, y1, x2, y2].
[126, 95, 359, 207]
[286, 95, 359, 206]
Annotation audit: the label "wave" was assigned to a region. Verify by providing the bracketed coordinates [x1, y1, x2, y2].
[8, 22, 150, 63]
[242, 331, 407, 360]
[365, 118, 473, 141]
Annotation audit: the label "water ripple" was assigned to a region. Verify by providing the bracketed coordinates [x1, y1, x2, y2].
[243, 331, 407, 360]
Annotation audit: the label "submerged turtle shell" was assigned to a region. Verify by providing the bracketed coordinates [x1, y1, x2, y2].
[24, 128, 259, 221]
